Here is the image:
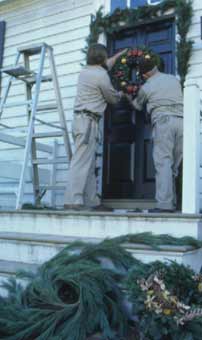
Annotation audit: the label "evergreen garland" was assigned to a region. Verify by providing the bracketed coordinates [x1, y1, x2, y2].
[86, 0, 193, 86]
[0, 234, 202, 339]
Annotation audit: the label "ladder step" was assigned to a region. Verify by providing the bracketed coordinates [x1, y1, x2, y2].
[36, 104, 58, 112]
[33, 131, 64, 138]
[1, 66, 52, 84]
[18, 43, 51, 56]
[32, 157, 68, 165]
[26, 75, 52, 85]
[40, 185, 66, 191]
[0, 132, 53, 153]
[2, 66, 35, 78]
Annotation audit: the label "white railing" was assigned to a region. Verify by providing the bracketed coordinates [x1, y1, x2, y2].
[182, 79, 201, 214]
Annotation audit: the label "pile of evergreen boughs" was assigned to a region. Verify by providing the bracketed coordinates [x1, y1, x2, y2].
[0, 233, 202, 339]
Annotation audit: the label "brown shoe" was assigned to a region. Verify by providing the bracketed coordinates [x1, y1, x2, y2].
[64, 204, 73, 210]
[148, 208, 176, 213]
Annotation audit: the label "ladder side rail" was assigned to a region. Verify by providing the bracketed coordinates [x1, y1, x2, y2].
[50, 140, 58, 207]
[16, 46, 46, 209]
[23, 52, 40, 206]
[0, 51, 21, 119]
[47, 47, 72, 160]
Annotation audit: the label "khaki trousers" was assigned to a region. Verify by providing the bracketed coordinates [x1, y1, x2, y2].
[152, 116, 183, 210]
[64, 114, 100, 207]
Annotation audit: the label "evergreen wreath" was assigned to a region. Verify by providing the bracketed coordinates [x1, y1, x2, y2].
[85, 0, 193, 87]
[111, 47, 162, 95]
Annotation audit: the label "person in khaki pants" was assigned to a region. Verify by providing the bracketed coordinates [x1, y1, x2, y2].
[64, 44, 126, 210]
[131, 56, 183, 213]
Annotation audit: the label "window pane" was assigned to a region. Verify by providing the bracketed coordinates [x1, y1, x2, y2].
[111, 0, 127, 12]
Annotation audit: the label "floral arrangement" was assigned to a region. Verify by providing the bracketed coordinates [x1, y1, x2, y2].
[127, 260, 202, 339]
[138, 272, 202, 326]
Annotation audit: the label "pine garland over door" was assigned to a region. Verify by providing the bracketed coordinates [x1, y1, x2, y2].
[85, 0, 193, 86]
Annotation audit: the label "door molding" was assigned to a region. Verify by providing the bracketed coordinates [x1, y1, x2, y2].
[102, 17, 176, 202]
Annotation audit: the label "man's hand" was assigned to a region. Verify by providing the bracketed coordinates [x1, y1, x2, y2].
[107, 48, 128, 70]
[114, 48, 128, 60]
[123, 93, 135, 109]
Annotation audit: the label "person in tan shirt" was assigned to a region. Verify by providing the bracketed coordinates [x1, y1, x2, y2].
[64, 43, 126, 210]
[131, 57, 183, 212]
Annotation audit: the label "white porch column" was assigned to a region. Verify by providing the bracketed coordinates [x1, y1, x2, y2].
[182, 78, 201, 214]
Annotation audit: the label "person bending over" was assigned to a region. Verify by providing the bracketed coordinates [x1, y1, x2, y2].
[131, 56, 183, 213]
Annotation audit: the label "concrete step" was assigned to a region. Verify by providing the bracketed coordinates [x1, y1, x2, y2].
[0, 260, 38, 296]
[0, 210, 201, 239]
[0, 232, 201, 272]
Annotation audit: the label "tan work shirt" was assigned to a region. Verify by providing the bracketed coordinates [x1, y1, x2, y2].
[133, 71, 183, 124]
[74, 65, 121, 117]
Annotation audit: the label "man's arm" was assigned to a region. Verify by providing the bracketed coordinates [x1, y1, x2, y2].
[107, 49, 128, 71]
[99, 72, 123, 105]
[132, 87, 148, 111]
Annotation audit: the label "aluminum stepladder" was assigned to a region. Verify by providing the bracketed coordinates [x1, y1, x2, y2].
[0, 43, 72, 209]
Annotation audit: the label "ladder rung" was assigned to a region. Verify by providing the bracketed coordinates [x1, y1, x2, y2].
[0, 132, 53, 153]
[1, 66, 34, 78]
[1, 67, 52, 84]
[26, 75, 53, 85]
[35, 118, 64, 130]
[18, 43, 51, 56]
[36, 104, 58, 112]
[40, 185, 66, 191]
[32, 157, 68, 165]
[33, 131, 64, 138]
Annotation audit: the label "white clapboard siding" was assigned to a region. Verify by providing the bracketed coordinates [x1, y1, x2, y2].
[187, 0, 202, 211]
[1, 0, 202, 210]
[0, 0, 94, 208]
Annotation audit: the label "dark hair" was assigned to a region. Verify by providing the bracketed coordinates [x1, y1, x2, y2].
[87, 43, 108, 65]
[138, 57, 157, 75]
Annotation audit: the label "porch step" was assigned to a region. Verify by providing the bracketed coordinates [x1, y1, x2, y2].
[0, 260, 38, 296]
[0, 232, 201, 272]
[0, 259, 38, 275]
[0, 210, 201, 240]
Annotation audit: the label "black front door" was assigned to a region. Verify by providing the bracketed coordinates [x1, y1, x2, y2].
[103, 19, 175, 200]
